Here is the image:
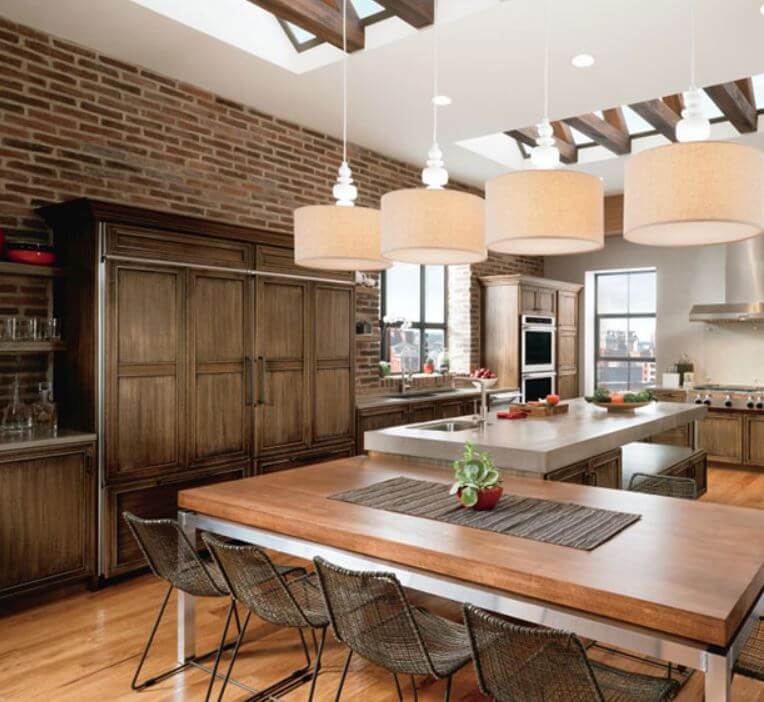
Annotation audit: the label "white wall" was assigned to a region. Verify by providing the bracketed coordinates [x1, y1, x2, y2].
[544, 237, 764, 392]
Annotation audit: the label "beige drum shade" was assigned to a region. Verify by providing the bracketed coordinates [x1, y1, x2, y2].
[485, 170, 604, 255]
[294, 205, 389, 271]
[624, 141, 764, 246]
[380, 189, 486, 264]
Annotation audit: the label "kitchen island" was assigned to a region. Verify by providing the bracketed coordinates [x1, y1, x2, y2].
[364, 399, 707, 487]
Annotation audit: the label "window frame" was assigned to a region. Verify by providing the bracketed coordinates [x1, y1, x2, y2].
[380, 264, 448, 373]
[594, 269, 657, 391]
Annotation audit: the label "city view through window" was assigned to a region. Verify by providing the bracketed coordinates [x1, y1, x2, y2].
[594, 269, 657, 391]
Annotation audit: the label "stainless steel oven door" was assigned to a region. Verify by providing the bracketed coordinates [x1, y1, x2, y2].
[522, 373, 556, 403]
[521, 324, 556, 373]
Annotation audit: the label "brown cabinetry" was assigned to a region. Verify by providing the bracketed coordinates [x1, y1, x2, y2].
[520, 285, 557, 315]
[698, 412, 744, 463]
[0, 440, 96, 600]
[545, 448, 621, 489]
[557, 291, 579, 328]
[646, 423, 694, 448]
[622, 442, 707, 496]
[557, 329, 577, 371]
[557, 371, 578, 401]
[744, 415, 764, 467]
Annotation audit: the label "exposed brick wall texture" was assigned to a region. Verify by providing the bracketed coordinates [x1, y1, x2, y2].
[0, 16, 541, 396]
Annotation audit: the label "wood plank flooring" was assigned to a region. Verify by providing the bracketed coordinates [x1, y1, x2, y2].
[1, 464, 762, 701]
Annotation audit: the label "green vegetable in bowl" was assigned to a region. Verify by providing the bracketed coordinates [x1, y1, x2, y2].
[593, 387, 611, 402]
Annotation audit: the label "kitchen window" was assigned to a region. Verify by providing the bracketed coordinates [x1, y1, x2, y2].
[594, 269, 657, 391]
[381, 263, 447, 373]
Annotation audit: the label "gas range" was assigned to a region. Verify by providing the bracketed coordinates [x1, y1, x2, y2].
[689, 384, 764, 410]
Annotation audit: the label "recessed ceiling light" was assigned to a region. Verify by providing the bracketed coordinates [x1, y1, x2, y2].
[571, 53, 595, 68]
[432, 95, 452, 106]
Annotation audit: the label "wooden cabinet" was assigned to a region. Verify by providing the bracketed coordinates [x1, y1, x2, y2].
[105, 462, 246, 578]
[545, 448, 621, 489]
[557, 329, 577, 371]
[698, 412, 744, 463]
[188, 270, 253, 468]
[520, 285, 557, 315]
[647, 423, 694, 448]
[622, 443, 707, 497]
[744, 415, 764, 467]
[256, 276, 311, 455]
[557, 371, 578, 401]
[0, 441, 96, 600]
[356, 406, 412, 453]
[557, 291, 578, 328]
[105, 262, 187, 483]
[259, 443, 355, 475]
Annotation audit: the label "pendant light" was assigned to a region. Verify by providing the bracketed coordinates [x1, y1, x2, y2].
[380, 0, 486, 265]
[294, 0, 388, 271]
[485, 0, 603, 256]
[624, 0, 764, 247]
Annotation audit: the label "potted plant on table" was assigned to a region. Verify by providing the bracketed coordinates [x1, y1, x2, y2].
[450, 442, 503, 510]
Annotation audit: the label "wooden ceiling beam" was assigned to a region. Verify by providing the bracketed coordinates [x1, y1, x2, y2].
[704, 80, 758, 133]
[505, 126, 578, 165]
[564, 112, 631, 155]
[374, 0, 433, 27]
[246, 0, 365, 51]
[628, 98, 681, 141]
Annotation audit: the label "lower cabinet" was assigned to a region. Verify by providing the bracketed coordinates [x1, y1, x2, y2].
[663, 451, 708, 496]
[698, 412, 744, 463]
[557, 371, 578, 401]
[0, 441, 96, 601]
[744, 415, 764, 467]
[545, 448, 622, 489]
[104, 461, 248, 579]
[258, 442, 355, 475]
[646, 422, 694, 448]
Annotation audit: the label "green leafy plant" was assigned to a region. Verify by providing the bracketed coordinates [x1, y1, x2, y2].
[450, 442, 502, 508]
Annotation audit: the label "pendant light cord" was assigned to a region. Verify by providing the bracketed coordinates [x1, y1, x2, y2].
[432, 0, 439, 143]
[542, 0, 549, 121]
[342, 0, 348, 164]
[689, 0, 696, 89]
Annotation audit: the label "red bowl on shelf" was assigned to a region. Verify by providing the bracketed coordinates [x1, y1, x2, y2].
[6, 242, 56, 266]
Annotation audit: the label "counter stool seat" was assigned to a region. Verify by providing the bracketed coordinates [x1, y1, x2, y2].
[735, 617, 764, 682]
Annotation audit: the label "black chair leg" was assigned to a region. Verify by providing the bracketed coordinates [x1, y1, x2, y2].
[392, 673, 403, 701]
[410, 675, 419, 702]
[443, 675, 452, 702]
[216, 611, 252, 702]
[203, 598, 236, 702]
[334, 649, 353, 702]
[307, 627, 327, 701]
[131, 582, 185, 690]
[298, 628, 313, 669]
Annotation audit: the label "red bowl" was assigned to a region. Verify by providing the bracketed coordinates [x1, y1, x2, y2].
[6, 247, 56, 266]
[457, 486, 504, 511]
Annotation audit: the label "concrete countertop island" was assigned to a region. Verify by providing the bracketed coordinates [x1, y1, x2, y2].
[364, 399, 707, 474]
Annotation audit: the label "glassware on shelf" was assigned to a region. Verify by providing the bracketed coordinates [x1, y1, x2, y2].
[0, 316, 16, 343]
[16, 317, 36, 342]
[46, 317, 60, 342]
[1, 376, 32, 433]
[32, 381, 57, 431]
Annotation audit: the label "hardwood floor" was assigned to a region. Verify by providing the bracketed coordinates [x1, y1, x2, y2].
[0, 464, 762, 701]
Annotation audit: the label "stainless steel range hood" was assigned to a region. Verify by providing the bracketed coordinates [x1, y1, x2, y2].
[690, 236, 764, 322]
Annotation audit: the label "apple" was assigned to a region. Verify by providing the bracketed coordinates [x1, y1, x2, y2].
[546, 394, 560, 406]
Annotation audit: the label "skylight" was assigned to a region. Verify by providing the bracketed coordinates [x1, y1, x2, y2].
[621, 106, 654, 135]
[286, 21, 315, 44]
[352, 0, 386, 20]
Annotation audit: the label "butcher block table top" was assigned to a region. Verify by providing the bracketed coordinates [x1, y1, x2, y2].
[179, 454, 764, 648]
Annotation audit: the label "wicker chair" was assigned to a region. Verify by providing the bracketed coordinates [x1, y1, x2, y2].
[313, 556, 471, 701]
[628, 473, 698, 500]
[202, 533, 329, 702]
[123, 512, 237, 700]
[463, 603, 679, 702]
[735, 617, 764, 682]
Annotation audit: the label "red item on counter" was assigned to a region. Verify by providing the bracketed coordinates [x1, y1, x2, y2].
[497, 410, 528, 420]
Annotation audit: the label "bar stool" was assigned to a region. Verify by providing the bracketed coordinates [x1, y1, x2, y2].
[463, 603, 679, 701]
[202, 533, 329, 702]
[628, 473, 698, 499]
[735, 617, 764, 682]
[313, 556, 472, 701]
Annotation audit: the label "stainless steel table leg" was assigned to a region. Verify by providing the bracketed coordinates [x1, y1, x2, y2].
[177, 510, 197, 664]
[705, 649, 731, 701]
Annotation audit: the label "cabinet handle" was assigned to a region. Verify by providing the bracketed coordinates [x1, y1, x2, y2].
[258, 356, 266, 405]
[586, 471, 599, 487]
[245, 356, 254, 406]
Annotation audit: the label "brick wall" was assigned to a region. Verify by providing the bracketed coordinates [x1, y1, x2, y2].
[0, 16, 541, 397]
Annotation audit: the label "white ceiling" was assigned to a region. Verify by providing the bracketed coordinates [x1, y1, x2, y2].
[2, 0, 764, 192]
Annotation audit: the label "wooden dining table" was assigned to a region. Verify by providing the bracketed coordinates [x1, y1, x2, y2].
[178, 454, 764, 701]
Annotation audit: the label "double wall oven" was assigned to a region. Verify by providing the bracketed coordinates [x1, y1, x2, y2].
[521, 314, 556, 401]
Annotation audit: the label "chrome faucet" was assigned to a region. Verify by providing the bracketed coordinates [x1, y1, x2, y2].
[400, 371, 414, 395]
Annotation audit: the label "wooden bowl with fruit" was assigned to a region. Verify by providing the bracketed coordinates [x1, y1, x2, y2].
[470, 368, 498, 389]
[585, 388, 654, 412]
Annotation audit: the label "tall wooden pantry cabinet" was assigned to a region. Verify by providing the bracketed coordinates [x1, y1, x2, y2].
[40, 199, 356, 580]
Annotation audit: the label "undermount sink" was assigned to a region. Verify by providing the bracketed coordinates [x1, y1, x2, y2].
[388, 389, 452, 399]
[413, 420, 481, 432]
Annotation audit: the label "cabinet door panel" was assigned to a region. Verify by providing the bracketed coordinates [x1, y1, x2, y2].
[189, 272, 252, 467]
[557, 330, 577, 370]
[356, 408, 410, 452]
[557, 372, 578, 400]
[256, 278, 311, 454]
[313, 284, 354, 445]
[557, 291, 578, 328]
[536, 287, 556, 315]
[745, 416, 764, 467]
[107, 264, 185, 481]
[698, 414, 744, 463]
[520, 286, 538, 314]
